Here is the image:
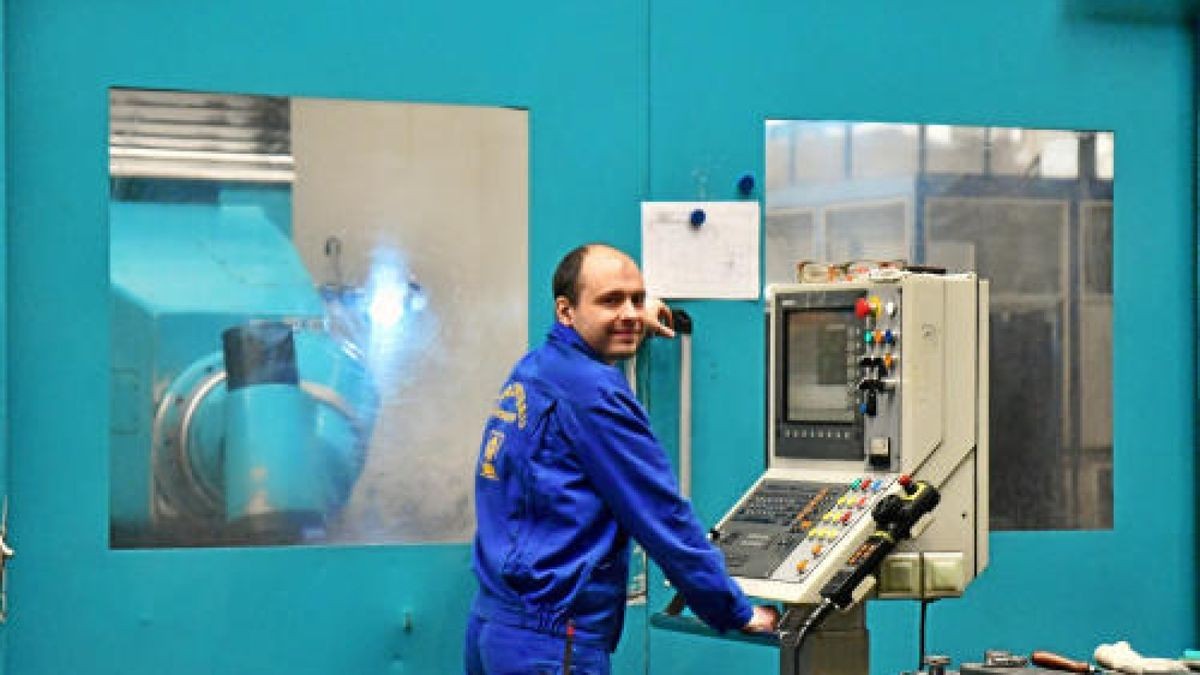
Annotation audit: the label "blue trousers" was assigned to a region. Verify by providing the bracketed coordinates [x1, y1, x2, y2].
[464, 613, 611, 675]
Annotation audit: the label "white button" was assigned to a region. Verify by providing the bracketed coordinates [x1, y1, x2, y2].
[885, 301, 897, 317]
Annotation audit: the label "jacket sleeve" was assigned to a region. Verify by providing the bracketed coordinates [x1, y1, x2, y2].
[566, 385, 753, 632]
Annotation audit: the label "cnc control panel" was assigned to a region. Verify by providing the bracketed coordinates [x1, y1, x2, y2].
[716, 476, 895, 584]
[715, 272, 989, 605]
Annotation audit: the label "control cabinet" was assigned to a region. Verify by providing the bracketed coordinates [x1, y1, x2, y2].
[713, 272, 989, 604]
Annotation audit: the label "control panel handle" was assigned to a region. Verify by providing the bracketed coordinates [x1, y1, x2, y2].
[650, 600, 780, 648]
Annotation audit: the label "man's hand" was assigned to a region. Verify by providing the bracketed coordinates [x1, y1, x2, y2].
[742, 605, 780, 634]
[643, 296, 676, 339]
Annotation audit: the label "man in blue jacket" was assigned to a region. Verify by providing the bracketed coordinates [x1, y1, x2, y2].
[466, 243, 777, 675]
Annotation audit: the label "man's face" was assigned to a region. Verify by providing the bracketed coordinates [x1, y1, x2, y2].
[556, 248, 646, 364]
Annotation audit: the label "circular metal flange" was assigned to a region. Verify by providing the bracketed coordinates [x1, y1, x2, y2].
[150, 331, 372, 526]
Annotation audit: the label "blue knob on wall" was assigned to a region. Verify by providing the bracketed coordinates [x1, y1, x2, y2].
[689, 208, 706, 227]
[737, 173, 755, 196]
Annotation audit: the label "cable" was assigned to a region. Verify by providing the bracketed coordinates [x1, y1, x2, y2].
[787, 598, 836, 655]
[919, 598, 937, 672]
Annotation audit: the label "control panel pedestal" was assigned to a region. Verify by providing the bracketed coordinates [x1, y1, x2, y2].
[780, 603, 868, 675]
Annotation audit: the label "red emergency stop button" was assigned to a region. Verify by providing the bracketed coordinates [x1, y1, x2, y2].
[855, 298, 872, 319]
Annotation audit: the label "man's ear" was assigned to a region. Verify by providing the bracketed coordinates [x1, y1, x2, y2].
[555, 297, 574, 325]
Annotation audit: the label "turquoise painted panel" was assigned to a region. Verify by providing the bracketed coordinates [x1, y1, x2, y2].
[7, 2, 1196, 674]
[646, 2, 1194, 674]
[218, 184, 293, 236]
[6, 1, 647, 674]
[1066, 0, 1199, 21]
[110, 202, 321, 315]
[0, 0, 7, 670]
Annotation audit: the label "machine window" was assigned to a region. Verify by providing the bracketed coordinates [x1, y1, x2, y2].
[765, 121, 1114, 531]
[108, 88, 529, 547]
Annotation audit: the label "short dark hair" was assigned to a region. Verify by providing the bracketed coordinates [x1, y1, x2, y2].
[552, 243, 610, 304]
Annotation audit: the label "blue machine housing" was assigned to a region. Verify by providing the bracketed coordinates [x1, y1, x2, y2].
[109, 199, 377, 547]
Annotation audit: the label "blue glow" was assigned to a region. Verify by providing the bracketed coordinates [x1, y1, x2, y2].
[366, 266, 406, 328]
[409, 286, 428, 312]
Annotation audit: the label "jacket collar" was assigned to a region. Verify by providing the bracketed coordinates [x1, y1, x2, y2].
[548, 322, 607, 364]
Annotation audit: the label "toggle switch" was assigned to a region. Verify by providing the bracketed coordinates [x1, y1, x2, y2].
[860, 391, 878, 416]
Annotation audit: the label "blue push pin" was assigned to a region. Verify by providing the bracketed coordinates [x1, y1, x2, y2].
[689, 208, 706, 227]
[737, 173, 756, 197]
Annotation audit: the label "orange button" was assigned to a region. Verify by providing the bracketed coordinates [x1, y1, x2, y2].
[796, 560, 809, 573]
[811, 544, 823, 556]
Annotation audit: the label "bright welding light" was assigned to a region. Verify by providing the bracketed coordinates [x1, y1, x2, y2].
[367, 269, 407, 329]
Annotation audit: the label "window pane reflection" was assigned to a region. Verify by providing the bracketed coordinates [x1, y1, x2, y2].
[851, 123, 919, 179]
[764, 120, 1114, 531]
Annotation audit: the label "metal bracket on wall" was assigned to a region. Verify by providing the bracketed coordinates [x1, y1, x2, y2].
[675, 310, 694, 499]
[0, 497, 14, 622]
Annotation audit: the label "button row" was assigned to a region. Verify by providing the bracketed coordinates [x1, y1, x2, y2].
[807, 527, 843, 541]
[836, 495, 870, 509]
[850, 477, 885, 492]
[854, 296, 899, 320]
[783, 428, 855, 440]
[863, 329, 898, 345]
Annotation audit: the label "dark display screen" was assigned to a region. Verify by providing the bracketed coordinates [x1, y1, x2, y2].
[784, 309, 856, 423]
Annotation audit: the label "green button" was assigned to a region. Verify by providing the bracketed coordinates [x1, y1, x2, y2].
[864, 331, 874, 344]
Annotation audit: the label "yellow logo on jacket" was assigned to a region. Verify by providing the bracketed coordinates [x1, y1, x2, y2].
[479, 429, 505, 480]
[489, 382, 527, 429]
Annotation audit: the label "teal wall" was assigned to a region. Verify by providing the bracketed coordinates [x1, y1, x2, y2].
[6, 2, 647, 674]
[0, 0, 7, 672]
[3, 2, 1196, 675]
[643, 3, 1196, 674]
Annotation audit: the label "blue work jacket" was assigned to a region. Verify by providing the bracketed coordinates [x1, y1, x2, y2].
[471, 322, 752, 651]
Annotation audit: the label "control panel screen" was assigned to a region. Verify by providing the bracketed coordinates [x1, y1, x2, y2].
[785, 309, 857, 423]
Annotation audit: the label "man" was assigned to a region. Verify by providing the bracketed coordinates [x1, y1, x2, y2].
[466, 243, 777, 675]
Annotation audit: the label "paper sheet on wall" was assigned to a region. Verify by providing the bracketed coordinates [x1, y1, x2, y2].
[641, 201, 760, 299]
